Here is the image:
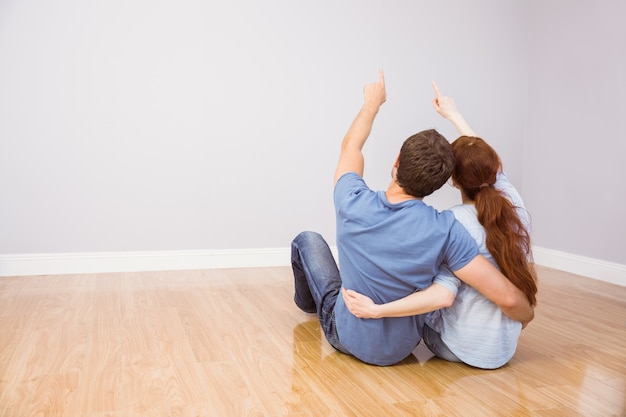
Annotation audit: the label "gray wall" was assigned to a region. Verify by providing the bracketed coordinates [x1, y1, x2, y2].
[0, 0, 529, 253]
[1, 1, 621, 268]
[525, 0, 626, 265]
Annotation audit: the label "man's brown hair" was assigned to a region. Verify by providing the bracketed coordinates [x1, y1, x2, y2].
[396, 129, 455, 198]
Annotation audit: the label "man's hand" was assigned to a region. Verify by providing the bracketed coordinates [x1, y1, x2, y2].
[363, 70, 386, 109]
[334, 70, 387, 184]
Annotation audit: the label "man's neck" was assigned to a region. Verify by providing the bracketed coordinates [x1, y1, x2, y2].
[385, 180, 422, 204]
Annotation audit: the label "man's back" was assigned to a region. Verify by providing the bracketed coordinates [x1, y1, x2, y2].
[333, 172, 478, 365]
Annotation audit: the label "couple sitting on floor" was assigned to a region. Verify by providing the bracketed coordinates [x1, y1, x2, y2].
[291, 71, 537, 368]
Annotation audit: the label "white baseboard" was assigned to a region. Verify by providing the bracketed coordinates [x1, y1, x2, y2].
[1, 246, 624, 287]
[0, 248, 293, 277]
[532, 246, 626, 286]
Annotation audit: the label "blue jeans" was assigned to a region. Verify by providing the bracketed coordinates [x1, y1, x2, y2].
[423, 324, 461, 363]
[291, 231, 349, 354]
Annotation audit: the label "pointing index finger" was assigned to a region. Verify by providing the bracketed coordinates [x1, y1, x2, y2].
[432, 81, 441, 97]
[379, 69, 385, 86]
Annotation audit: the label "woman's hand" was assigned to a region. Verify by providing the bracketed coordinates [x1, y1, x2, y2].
[432, 81, 460, 120]
[431, 81, 477, 137]
[342, 287, 381, 319]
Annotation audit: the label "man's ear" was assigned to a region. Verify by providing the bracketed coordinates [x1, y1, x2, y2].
[391, 153, 401, 180]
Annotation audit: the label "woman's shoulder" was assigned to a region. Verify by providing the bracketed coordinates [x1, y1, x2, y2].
[449, 204, 478, 223]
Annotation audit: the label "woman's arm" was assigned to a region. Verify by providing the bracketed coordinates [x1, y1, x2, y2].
[432, 82, 477, 137]
[341, 283, 456, 319]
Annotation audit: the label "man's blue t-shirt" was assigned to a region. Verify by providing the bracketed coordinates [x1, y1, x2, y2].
[333, 172, 479, 365]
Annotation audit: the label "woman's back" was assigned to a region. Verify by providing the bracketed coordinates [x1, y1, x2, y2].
[426, 171, 531, 369]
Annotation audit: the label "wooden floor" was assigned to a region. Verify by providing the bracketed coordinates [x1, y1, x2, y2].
[0, 265, 624, 417]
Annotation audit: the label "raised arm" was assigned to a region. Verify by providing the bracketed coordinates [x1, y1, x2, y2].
[334, 70, 387, 185]
[432, 82, 477, 137]
[342, 283, 455, 319]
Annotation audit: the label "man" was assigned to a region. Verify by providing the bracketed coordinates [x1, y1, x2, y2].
[291, 71, 533, 366]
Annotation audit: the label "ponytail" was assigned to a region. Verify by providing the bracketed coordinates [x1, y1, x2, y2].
[475, 187, 537, 305]
[452, 136, 538, 305]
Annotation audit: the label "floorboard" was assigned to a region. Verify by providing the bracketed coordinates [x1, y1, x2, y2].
[0, 266, 624, 416]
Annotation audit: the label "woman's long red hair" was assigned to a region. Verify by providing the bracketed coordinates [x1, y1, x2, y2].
[451, 136, 537, 305]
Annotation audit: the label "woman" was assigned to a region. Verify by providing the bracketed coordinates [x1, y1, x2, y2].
[342, 83, 538, 369]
